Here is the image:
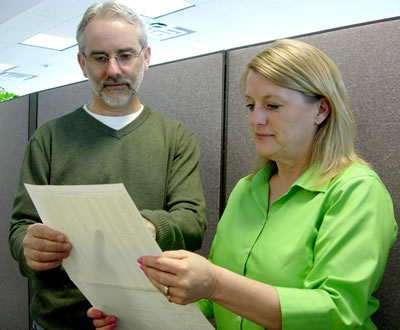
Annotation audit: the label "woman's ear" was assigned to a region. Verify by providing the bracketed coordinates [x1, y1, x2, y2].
[315, 97, 330, 125]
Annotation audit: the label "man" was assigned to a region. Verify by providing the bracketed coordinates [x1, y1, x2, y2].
[9, 2, 206, 329]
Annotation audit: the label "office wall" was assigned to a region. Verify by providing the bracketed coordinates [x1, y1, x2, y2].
[139, 52, 225, 256]
[37, 80, 92, 127]
[0, 96, 30, 329]
[225, 18, 400, 329]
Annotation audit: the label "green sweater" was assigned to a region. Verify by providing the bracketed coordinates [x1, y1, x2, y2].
[9, 106, 206, 329]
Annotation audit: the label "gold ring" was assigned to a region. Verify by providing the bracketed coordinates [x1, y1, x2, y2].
[163, 285, 169, 296]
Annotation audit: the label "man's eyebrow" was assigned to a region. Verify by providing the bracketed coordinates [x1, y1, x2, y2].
[88, 47, 136, 55]
[118, 47, 136, 53]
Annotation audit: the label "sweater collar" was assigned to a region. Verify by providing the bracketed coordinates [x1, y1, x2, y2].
[78, 105, 152, 139]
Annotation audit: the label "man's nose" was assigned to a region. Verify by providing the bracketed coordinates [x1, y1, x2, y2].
[105, 56, 122, 76]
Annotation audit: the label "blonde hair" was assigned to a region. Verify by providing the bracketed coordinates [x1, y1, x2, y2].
[241, 39, 366, 185]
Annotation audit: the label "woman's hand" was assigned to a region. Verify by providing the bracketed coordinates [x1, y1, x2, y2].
[138, 250, 217, 305]
[87, 307, 117, 329]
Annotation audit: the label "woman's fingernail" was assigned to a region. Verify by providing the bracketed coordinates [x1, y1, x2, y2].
[139, 265, 148, 277]
[109, 317, 116, 322]
[96, 312, 102, 318]
[111, 322, 117, 328]
[137, 257, 143, 264]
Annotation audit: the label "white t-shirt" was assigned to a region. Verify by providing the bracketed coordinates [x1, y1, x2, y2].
[83, 104, 144, 130]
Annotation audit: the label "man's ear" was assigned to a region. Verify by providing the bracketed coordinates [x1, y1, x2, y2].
[143, 46, 151, 72]
[315, 97, 330, 125]
[77, 52, 88, 78]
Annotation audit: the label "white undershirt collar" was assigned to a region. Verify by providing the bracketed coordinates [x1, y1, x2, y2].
[83, 104, 144, 130]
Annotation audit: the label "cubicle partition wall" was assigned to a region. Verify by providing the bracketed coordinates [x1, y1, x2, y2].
[0, 17, 399, 330]
[139, 51, 225, 256]
[225, 18, 400, 329]
[37, 80, 92, 126]
[0, 96, 30, 329]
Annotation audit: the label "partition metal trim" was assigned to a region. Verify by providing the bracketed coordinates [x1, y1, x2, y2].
[28, 93, 38, 139]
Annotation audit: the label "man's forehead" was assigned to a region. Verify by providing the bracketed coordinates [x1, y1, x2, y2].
[83, 17, 140, 50]
[84, 16, 137, 35]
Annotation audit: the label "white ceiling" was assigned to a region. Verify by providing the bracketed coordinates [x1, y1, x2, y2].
[1, 0, 399, 97]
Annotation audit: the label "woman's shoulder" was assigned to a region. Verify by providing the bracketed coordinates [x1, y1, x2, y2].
[333, 161, 381, 184]
[328, 161, 389, 198]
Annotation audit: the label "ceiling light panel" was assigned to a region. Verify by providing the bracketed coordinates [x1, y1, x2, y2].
[0, 72, 37, 81]
[20, 33, 77, 51]
[0, 64, 17, 71]
[148, 22, 194, 40]
[117, 0, 194, 18]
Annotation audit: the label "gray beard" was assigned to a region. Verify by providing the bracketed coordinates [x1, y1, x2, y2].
[87, 69, 144, 108]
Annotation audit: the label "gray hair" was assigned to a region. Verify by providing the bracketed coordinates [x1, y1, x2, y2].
[76, 1, 148, 54]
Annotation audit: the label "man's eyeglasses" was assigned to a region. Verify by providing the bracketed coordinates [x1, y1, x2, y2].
[83, 46, 145, 68]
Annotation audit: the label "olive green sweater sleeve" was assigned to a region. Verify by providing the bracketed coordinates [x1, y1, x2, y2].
[9, 137, 61, 281]
[140, 121, 207, 251]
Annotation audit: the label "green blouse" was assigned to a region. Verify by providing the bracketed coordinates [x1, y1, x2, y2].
[198, 162, 397, 329]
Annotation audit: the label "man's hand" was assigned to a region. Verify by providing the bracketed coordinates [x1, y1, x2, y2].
[143, 218, 156, 239]
[23, 223, 72, 271]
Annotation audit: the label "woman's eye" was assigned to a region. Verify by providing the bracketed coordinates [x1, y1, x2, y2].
[246, 104, 255, 111]
[266, 104, 280, 110]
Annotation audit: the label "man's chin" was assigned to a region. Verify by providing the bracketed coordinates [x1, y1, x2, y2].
[100, 90, 133, 107]
[102, 99, 130, 108]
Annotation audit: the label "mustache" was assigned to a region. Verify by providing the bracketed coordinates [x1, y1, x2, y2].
[102, 77, 131, 89]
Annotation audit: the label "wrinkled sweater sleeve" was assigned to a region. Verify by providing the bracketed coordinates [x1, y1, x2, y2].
[9, 135, 57, 280]
[277, 176, 397, 329]
[141, 123, 206, 251]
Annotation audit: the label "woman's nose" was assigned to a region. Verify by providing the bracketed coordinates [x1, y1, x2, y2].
[249, 106, 267, 126]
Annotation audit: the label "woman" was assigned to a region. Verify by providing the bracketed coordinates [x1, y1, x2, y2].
[89, 39, 397, 329]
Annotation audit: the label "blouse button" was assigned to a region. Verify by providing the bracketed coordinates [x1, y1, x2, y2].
[245, 248, 251, 254]
[236, 315, 242, 322]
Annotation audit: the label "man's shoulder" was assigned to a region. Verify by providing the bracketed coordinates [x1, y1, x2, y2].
[144, 105, 190, 130]
[145, 105, 178, 122]
[32, 107, 85, 137]
[40, 106, 84, 125]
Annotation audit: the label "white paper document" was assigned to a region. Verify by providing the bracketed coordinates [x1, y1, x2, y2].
[25, 183, 214, 330]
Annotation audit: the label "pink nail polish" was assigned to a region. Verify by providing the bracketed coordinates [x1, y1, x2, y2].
[139, 264, 144, 271]
[111, 322, 117, 328]
[137, 257, 143, 264]
[109, 317, 116, 322]
[96, 312, 102, 318]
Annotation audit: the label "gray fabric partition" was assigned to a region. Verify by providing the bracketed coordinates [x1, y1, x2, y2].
[139, 52, 225, 256]
[225, 18, 400, 329]
[37, 80, 92, 127]
[0, 96, 30, 329]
